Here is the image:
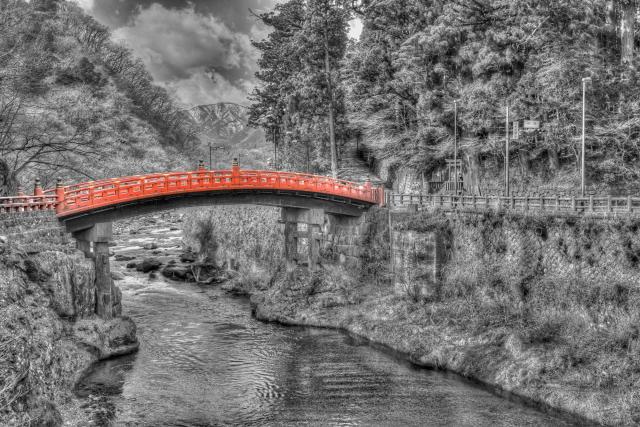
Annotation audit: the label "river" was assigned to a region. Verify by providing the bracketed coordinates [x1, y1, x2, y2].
[76, 215, 578, 426]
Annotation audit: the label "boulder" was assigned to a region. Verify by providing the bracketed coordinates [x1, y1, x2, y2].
[111, 271, 125, 281]
[115, 254, 135, 262]
[74, 317, 139, 360]
[180, 251, 197, 263]
[161, 264, 191, 281]
[125, 261, 137, 269]
[143, 242, 158, 250]
[136, 258, 162, 273]
[32, 251, 95, 318]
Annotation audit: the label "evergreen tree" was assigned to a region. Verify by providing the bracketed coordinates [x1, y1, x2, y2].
[249, 0, 349, 174]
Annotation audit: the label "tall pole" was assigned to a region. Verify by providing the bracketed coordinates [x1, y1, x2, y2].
[581, 77, 591, 197]
[454, 100, 458, 191]
[209, 139, 212, 169]
[273, 127, 277, 170]
[505, 103, 510, 196]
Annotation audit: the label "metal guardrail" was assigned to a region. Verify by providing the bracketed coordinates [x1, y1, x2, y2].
[389, 193, 640, 215]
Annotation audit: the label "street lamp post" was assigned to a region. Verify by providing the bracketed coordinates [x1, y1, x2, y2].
[581, 77, 592, 197]
[505, 103, 510, 197]
[454, 100, 458, 192]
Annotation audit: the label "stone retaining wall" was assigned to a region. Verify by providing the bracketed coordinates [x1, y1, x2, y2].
[391, 210, 640, 309]
[0, 211, 70, 251]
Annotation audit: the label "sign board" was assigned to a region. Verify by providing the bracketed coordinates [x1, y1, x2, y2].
[512, 121, 519, 140]
[523, 120, 540, 130]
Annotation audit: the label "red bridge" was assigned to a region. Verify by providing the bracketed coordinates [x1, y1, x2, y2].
[0, 160, 385, 232]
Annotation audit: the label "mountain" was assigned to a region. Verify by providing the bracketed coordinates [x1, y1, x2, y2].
[184, 103, 269, 169]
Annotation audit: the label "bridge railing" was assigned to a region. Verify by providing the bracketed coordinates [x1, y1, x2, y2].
[389, 193, 640, 215]
[0, 167, 385, 216]
[0, 194, 58, 213]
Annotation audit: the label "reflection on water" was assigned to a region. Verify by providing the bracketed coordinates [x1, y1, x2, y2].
[78, 270, 577, 427]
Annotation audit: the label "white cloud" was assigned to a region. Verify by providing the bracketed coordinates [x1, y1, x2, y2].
[163, 70, 252, 107]
[73, 0, 94, 11]
[348, 18, 363, 40]
[113, 4, 258, 106]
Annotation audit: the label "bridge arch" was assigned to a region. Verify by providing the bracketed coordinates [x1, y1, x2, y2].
[0, 161, 385, 320]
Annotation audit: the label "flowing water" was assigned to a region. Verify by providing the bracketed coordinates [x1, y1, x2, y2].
[77, 219, 578, 426]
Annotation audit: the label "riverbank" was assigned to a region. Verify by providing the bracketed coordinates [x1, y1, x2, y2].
[192, 206, 639, 426]
[0, 212, 138, 426]
[75, 212, 574, 425]
[220, 267, 603, 426]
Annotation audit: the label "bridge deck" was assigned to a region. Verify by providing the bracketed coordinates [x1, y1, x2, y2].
[0, 167, 385, 217]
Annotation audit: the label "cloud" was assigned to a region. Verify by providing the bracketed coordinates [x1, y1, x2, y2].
[163, 70, 252, 107]
[110, 3, 261, 106]
[73, 0, 94, 11]
[348, 18, 363, 40]
[113, 4, 256, 82]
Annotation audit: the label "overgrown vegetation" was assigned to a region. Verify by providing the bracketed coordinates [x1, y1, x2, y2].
[183, 206, 285, 283]
[251, 0, 640, 194]
[398, 212, 640, 407]
[0, 0, 198, 194]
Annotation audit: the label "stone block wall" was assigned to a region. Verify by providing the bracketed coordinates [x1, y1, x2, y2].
[391, 210, 640, 319]
[0, 211, 71, 252]
[321, 207, 390, 272]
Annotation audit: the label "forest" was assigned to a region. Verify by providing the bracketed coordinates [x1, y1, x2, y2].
[0, 0, 199, 195]
[249, 0, 640, 195]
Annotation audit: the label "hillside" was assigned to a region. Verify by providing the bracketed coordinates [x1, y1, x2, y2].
[184, 103, 269, 169]
[250, 0, 640, 196]
[0, 0, 197, 195]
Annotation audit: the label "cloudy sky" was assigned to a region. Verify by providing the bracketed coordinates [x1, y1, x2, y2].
[76, 0, 362, 108]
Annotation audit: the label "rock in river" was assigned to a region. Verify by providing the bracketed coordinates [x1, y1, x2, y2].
[180, 251, 197, 263]
[161, 264, 191, 281]
[136, 258, 162, 273]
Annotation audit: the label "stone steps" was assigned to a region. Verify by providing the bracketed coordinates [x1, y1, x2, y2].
[338, 141, 383, 185]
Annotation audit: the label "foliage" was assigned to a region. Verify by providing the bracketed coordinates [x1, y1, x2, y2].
[251, 0, 640, 191]
[0, 0, 196, 194]
[183, 206, 284, 277]
[248, 0, 350, 174]
[342, 0, 640, 191]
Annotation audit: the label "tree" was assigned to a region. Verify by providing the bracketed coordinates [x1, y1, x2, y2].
[301, 0, 350, 177]
[620, 0, 636, 64]
[249, 0, 349, 175]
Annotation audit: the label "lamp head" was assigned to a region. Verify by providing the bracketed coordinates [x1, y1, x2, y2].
[582, 77, 592, 84]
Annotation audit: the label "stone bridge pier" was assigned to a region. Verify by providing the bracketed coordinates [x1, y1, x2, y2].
[72, 222, 114, 320]
[281, 208, 324, 271]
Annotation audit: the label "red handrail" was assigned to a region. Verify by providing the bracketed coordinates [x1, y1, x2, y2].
[0, 168, 386, 215]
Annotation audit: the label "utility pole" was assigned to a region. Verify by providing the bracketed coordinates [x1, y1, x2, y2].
[505, 103, 510, 196]
[454, 100, 458, 192]
[581, 77, 591, 197]
[272, 126, 278, 170]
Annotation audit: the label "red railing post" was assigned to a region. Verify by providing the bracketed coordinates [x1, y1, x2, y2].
[55, 178, 65, 215]
[34, 179, 43, 196]
[231, 158, 240, 185]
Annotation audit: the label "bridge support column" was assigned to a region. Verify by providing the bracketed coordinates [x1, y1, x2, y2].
[281, 208, 324, 271]
[72, 222, 114, 320]
[284, 221, 299, 270]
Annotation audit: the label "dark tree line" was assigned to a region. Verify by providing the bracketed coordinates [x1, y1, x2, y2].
[251, 0, 640, 193]
[0, 0, 197, 195]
